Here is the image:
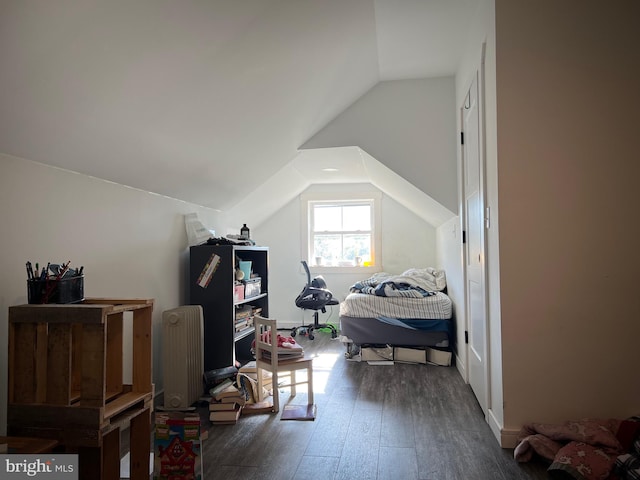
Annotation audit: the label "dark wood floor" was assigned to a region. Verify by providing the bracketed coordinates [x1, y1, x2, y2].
[197, 332, 550, 480]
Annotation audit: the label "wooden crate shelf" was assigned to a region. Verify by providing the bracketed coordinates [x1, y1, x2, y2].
[7, 298, 154, 480]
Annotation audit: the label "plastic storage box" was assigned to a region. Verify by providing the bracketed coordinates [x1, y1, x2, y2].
[244, 277, 261, 299]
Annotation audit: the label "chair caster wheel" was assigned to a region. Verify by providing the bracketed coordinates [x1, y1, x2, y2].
[331, 332, 337, 339]
[291, 330, 297, 337]
[308, 334, 315, 340]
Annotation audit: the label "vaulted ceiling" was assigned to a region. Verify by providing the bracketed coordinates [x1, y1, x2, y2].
[0, 0, 477, 212]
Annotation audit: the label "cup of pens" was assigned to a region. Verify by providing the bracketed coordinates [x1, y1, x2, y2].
[26, 261, 84, 304]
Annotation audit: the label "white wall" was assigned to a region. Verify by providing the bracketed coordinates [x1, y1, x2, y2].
[0, 153, 221, 434]
[301, 78, 458, 213]
[435, 217, 465, 375]
[495, 0, 640, 444]
[253, 183, 438, 329]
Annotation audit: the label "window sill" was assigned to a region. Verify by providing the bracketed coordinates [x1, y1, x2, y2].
[309, 265, 382, 275]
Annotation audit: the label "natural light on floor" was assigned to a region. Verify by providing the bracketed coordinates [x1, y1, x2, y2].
[309, 352, 340, 394]
[273, 351, 340, 399]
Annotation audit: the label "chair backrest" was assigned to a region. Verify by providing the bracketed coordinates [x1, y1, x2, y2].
[295, 260, 333, 311]
[254, 315, 279, 367]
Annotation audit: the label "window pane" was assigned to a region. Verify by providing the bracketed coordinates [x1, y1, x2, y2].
[313, 234, 341, 265]
[305, 195, 378, 268]
[314, 205, 341, 231]
[343, 205, 370, 231]
[343, 234, 371, 261]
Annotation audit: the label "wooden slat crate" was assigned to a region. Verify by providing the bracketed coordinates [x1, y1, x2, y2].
[7, 298, 154, 480]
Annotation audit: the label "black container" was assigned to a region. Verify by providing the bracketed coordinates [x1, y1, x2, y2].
[27, 275, 84, 304]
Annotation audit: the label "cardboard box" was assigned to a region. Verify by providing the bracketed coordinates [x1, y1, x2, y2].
[427, 347, 452, 366]
[154, 412, 203, 480]
[394, 347, 427, 364]
[360, 346, 394, 362]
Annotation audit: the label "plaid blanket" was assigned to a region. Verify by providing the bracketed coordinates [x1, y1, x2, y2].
[612, 417, 640, 480]
[614, 447, 640, 480]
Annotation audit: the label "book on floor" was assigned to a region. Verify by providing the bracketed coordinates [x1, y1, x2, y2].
[213, 383, 242, 400]
[209, 400, 241, 411]
[208, 377, 234, 397]
[203, 365, 238, 390]
[238, 360, 258, 374]
[209, 404, 242, 424]
[280, 404, 316, 421]
[238, 361, 273, 381]
[241, 400, 274, 415]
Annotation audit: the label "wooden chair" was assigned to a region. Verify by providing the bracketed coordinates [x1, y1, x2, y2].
[254, 315, 314, 413]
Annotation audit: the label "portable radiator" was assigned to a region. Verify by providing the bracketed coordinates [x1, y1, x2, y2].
[162, 305, 204, 409]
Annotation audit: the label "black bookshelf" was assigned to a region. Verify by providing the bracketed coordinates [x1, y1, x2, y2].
[189, 244, 269, 371]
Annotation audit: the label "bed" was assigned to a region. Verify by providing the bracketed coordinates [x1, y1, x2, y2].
[339, 268, 453, 358]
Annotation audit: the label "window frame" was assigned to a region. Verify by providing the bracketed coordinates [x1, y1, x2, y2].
[300, 190, 382, 274]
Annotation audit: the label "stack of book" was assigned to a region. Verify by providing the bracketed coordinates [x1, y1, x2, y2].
[237, 361, 275, 415]
[259, 338, 304, 361]
[203, 365, 238, 392]
[234, 305, 253, 333]
[209, 383, 245, 425]
[234, 305, 264, 334]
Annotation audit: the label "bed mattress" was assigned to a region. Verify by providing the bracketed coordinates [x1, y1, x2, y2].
[340, 315, 451, 348]
[339, 291, 452, 319]
[339, 292, 453, 348]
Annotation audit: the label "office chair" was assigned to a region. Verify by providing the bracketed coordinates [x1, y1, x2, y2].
[292, 260, 338, 340]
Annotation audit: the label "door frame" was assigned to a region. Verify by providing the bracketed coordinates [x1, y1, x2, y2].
[460, 44, 490, 416]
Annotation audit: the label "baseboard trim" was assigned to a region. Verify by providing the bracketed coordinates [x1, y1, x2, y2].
[487, 408, 503, 445]
[454, 352, 467, 382]
[499, 426, 521, 449]
[277, 321, 299, 329]
[486, 410, 520, 448]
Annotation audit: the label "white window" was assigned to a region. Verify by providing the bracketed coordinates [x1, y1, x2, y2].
[301, 191, 382, 272]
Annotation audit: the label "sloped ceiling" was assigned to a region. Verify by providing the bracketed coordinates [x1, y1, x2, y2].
[225, 147, 455, 230]
[0, 0, 476, 212]
[301, 77, 458, 213]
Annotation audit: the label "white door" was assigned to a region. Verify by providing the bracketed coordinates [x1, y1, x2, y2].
[462, 69, 489, 415]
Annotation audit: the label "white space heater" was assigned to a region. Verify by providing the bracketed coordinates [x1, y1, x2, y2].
[162, 305, 204, 409]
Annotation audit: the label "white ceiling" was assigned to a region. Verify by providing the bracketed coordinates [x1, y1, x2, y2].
[0, 0, 476, 211]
